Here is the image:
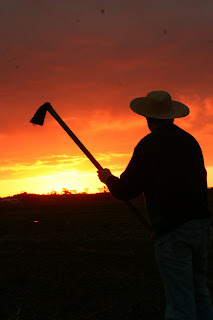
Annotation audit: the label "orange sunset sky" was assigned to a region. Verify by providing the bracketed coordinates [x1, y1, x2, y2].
[0, 0, 213, 197]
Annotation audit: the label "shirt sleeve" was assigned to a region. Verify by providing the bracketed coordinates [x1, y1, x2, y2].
[105, 140, 150, 200]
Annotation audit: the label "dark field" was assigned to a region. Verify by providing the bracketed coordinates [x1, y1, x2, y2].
[1, 192, 213, 320]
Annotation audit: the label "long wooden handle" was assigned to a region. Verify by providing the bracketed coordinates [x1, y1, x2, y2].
[48, 106, 103, 170]
[47, 105, 152, 232]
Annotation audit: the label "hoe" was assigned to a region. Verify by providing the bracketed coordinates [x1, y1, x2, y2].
[30, 102, 151, 232]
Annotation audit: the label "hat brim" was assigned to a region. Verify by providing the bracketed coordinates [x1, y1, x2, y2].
[130, 97, 190, 119]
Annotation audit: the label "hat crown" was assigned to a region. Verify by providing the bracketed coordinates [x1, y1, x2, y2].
[146, 91, 172, 104]
[146, 91, 172, 113]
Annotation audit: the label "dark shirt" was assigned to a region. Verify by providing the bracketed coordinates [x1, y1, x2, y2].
[106, 124, 211, 237]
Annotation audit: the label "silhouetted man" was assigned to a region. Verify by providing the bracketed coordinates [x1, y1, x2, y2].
[97, 91, 213, 320]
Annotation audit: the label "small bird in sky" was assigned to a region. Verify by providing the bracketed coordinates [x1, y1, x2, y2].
[101, 9, 105, 15]
[163, 29, 168, 35]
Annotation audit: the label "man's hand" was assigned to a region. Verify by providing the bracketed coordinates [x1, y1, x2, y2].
[97, 168, 112, 183]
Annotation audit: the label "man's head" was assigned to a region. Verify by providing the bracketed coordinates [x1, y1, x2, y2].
[146, 117, 174, 132]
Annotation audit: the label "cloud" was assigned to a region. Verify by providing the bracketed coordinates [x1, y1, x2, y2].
[86, 111, 147, 132]
[0, 155, 86, 180]
[1, 0, 212, 95]
[173, 94, 213, 166]
[0, 152, 132, 181]
[175, 94, 213, 131]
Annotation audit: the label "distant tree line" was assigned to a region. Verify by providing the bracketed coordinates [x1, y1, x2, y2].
[0, 187, 213, 206]
[0, 186, 111, 206]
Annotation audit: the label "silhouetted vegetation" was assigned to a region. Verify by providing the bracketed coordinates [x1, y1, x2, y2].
[0, 188, 113, 207]
[1, 187, 213, 207]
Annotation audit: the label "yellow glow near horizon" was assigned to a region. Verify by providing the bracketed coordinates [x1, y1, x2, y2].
[0, 172, 103, 197]
[0, 152, 128, 197]
[1, 166, 213, 198]
[207, 167, 213, 189]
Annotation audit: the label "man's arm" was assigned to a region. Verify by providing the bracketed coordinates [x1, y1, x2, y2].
[97, 143, 150, 200]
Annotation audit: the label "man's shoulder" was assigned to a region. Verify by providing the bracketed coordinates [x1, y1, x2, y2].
[172, 125, 200, 146]
[134, 125, 200, 151]
[135, 132, 153, 151]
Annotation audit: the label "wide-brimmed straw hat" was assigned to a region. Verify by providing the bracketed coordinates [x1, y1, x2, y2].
[130, 91, 190, 119]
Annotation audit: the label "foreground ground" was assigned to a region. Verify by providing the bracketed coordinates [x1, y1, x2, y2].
[1, 193, 213, 320]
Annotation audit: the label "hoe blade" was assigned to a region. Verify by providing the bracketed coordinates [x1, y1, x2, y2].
[30, 102, 51, 125]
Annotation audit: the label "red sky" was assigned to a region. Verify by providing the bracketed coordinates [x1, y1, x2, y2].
[0, 0, 213, 196]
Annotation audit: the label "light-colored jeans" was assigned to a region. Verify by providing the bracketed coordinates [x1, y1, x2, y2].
[154, 218, 213, 320]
